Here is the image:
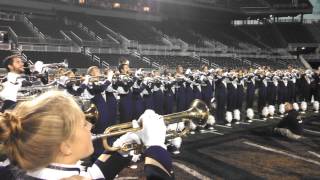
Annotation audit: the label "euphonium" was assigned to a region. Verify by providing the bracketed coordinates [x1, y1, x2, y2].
[92, 99, 209, 152]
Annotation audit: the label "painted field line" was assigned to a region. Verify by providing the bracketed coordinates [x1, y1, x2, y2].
[173, 161, 212, 180]
[243, 141, 320, 166]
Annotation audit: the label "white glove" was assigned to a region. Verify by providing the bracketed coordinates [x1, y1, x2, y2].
[137, 109, 166, 149]
[171, 137, 182, 149]
[177, 122, 185, 132]
[112, 132, 141, 149]
[107, 70, 114, 82]
[167, 123, 178, 132]
[83, 75, 90, 85]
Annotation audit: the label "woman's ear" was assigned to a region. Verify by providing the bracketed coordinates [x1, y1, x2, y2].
[59, 141, 72, 156]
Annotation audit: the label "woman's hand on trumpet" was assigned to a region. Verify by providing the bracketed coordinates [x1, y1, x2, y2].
[112, 110, 167, 151]
[136, 110, 167, 149]
[112, 132, 141, 150]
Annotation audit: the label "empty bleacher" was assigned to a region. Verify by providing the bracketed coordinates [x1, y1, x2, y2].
[0, 19, 35, 37]
[145, 55, 201, 68]
[99, 17, 164, 45]
[276, 23, 315, 44]
[150, 20, 206, 47]
[94, 53, 151, 68]
[237, 24, 287, 48]
[202, 56, 251, 69]
[30, 17, 95, 41]
[245, 57, 286, 69]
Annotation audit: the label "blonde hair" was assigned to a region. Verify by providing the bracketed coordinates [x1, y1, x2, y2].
[0, 91, 83, 170]
[87, 66, 99, 76]
[285, 102, 293, 112]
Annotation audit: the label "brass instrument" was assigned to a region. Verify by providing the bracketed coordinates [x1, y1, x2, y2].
[84, 103, 99, 125]
[92, 99, 209, 152]
[31, 60, 68, 73]
[17, 82, 58, 102]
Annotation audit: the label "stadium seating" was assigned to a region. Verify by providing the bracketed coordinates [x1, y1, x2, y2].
[201, 56, 251, 69]
[145, 55, 201, 68]
[0, 20, 35, 37]
[276, 23, 315, 43]
[93, 53, 151, 68]
[99, 17, 164, 45]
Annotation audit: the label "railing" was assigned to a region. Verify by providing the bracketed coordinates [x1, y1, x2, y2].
[88, 48, 130, 54]
[17, 36, 73, 45]
[82, 40, 120, 47]
[101, 61, 109, 68]
[23, 16, 45, 39]
[92, 54, 101, 64]
[0, 13, 15, 21]
[0, 43, 11, 50]
[18, 44, 81, 53]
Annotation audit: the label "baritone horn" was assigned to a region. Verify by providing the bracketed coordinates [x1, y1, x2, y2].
[92, 99, 209, 152]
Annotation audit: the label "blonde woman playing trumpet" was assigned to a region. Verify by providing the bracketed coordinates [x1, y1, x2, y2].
[0, 91, 173, 180]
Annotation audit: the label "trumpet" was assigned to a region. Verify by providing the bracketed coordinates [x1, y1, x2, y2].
[92, 99, 209, 152]
[31, 60, 68, 73]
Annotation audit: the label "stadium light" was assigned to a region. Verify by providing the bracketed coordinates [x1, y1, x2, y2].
[113, 3, 120, 8]
[0, 32, 4, 43]
[143, 6, 150, 12]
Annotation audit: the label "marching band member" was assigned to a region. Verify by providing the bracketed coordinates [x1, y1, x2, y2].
[175, 65, 186, 112]
[300, 70, 312, 103]
[278, 75, 289, 105]
[184, 69, 194, 110]
[142, 74, 155, 111]
[116, 59, 134, 123]
[132, 69, 146, 119]
[0, 55, 31, 112]
[86, 66, 113, 161]
[215, 70, 227, 124]
[153, 70, 165, 115]
[274, 102, 303, 140]
[313, 68, 320, 102]
[163, 71, 175, 114]
[64, 71, 87, 97]
[227, 72, 238, 118]
[267, 74, 278, 107]
[192, 72, 203, 101]
[200, 65, 214, 107]
[245, 73, 256, 111]
[0, 91, 174, 180]
[288, 72, 297, 103]
[236, 72, 245, 118]
[101, 68, 119, 150]
[257, 72, 268, 115]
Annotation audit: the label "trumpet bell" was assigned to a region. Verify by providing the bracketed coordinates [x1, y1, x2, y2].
[163, 99, 209, 127]
[84, 103, 99, 125]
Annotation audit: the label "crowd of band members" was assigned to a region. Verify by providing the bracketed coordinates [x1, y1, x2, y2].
[1, 55, 320, 159]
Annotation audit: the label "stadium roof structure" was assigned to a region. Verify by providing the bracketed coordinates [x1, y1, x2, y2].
[0, 0, 314, 22]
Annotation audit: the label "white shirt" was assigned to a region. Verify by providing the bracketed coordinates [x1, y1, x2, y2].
[0, 72, 22, 102]
[26, 162, 105, 180]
